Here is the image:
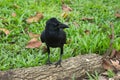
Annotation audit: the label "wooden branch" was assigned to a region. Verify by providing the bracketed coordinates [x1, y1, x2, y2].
[0, 54, 104, 80]
[104, 22, 115, 57]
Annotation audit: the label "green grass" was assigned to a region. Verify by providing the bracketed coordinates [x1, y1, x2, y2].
[0, 0, 120, 70]
[86, 70, 115, 80]
[87, 71, 99, 80]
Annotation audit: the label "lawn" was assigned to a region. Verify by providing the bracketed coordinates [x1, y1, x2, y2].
[0, 0, 120, 70]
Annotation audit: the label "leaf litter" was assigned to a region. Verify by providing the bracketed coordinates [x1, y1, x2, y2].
[28, 32, 40, 38]
[26, 12, 43, 24]
[26, 38, 42, 48]
[62, 4, 72, 12]
[61, 4, 72, 19]
[0, 28, 10, 35]
[101, 23, 120, 80]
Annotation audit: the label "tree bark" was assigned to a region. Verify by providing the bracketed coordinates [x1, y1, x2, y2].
[0, 54, 104, 80]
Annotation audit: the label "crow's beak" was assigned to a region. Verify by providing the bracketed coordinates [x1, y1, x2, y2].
[59, 23, 69, 29]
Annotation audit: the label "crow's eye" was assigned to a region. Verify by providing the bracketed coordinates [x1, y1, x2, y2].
[53, 22, 59, 26]
[55, 23, 59, 26]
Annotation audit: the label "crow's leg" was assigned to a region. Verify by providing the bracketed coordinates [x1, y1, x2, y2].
[46, 46, 52, 65]
[55, 46, 63, 67]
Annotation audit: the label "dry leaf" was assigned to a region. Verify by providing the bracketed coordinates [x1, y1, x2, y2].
[73, 22, 79, 27]
[13, 4, 20, 9]
[115, 13, 120, 18]
[42, 46, 47, 53]
[24, 27, 28, 33]
[109, 34, 113, 39]
[116, 71, 120, 76]
[84, 30, 90, 35]
[26, 12, 43, 24]
[110, 59, 120, 70]
[28, 32, 40, 38]
[62, 4, 72, 12]
[98, 76, 108, 80]
[110, 49, 117, 58]
[12, 12, 17, 17]
[81, 17, 94, 21]
[61, 12, 68, 18]
[0, 28, 10, 35]
[113, 76, 120, 80]
[109, 78, 114, 80]
[101, 71, 109, 76]
[116, 51, 120, 59]
[26, 38, 42, 48]
[61, 0, 64, 4]
[110, 50, 120, 59]
[102, 59, 114, 70]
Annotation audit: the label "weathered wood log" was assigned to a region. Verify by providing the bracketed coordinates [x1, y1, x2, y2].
[0, 54, 104, 80]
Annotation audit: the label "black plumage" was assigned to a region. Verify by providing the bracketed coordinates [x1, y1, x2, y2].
[41, 18, 68, 67]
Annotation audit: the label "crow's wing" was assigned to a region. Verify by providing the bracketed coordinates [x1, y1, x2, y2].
[59, 29, 66, 44]
[41, 30, 46, 42]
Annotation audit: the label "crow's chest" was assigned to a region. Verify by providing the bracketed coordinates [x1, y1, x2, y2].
[46, 31, 61, 42]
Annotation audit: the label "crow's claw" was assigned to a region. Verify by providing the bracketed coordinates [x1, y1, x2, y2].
[46, 60, 52, 66]
[55, 60, 62, 67]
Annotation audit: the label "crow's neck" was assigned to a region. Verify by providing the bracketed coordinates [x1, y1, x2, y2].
[45, 28, 60, 37]
[46, 28, 60, 32]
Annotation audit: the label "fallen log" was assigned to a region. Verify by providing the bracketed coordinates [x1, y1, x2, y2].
[0, 54, 104, 80]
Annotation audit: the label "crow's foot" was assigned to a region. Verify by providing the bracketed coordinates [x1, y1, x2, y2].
[55, 60, 62, 67]
[46, 60, 52, 66]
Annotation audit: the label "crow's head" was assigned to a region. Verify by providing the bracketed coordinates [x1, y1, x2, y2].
[46, 17, 69, 30]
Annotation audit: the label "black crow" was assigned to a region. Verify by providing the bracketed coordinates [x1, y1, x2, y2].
[41, 18, 69, 67]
